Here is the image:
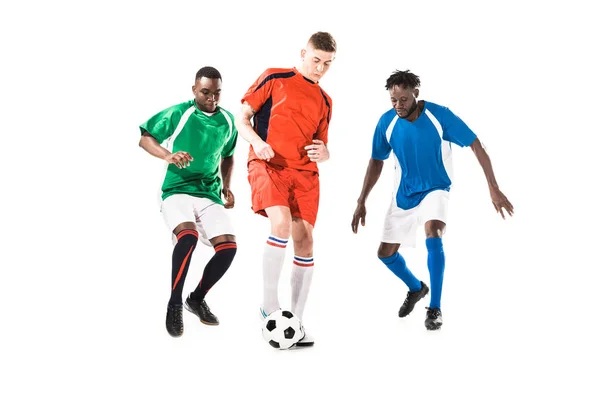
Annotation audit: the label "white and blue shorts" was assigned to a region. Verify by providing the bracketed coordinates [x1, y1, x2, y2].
[381, 189, 449, 247]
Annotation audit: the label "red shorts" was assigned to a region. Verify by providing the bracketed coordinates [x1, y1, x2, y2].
[247, 160, 320, 226]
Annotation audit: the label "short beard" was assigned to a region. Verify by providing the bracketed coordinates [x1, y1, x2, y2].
[398, 100, 418, 120]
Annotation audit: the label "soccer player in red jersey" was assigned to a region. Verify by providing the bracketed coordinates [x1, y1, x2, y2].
[235, 32, 336, 347]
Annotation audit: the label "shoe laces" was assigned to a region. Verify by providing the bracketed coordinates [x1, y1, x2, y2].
[402, 291, 415, 306]
[200, 300, 212, 313]
[171, 306, 183, 326]
[426, 307, 441, 318]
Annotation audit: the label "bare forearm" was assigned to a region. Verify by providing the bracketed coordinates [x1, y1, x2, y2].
[471, 138, 499, 190]
[139, 133, 170, 160]
[235, 117, 263, 146]
[221, 156, 234, 189]
[357, 158, 384, 204]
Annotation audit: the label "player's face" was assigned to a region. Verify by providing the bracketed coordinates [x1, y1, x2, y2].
[390, 85, 418, 119]
[300, 44, 335, 82]
[192, 77, 222, 113]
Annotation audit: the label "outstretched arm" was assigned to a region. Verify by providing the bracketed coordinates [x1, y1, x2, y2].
[351, 158, 385, 233]
[220, 156, 235, 209]
[470, 138, 514, 219]
[235, 102, 274, 161]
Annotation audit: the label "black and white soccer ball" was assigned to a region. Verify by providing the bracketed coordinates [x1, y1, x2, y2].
[262, 310, 304, 350]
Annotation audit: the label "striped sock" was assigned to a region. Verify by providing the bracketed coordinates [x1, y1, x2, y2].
[263, 235, 288, 315]
[191, 241, 237, 301]
[291, 255, 314, 320]
[169, 229, 198, 306]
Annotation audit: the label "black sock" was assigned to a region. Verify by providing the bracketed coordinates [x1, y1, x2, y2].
[169, 229, 198, 306]
[191, 241, 237, 301]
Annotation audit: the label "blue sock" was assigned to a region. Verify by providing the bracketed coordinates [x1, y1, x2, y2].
[426, 237, 445, 309]
[379, 252, 422, 292]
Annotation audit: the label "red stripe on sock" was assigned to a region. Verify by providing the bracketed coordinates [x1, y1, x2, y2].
[293, 261, 314, 267]
[177, 229, 198, 240]
[172, 245, 194, 290]
[267, 241, 286, 248]
[215, 243, 237, 252]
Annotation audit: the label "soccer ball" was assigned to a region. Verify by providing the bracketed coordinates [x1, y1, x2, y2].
[262, 310, 304, 350]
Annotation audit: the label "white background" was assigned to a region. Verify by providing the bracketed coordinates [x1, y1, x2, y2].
[1, 0, 598, 398]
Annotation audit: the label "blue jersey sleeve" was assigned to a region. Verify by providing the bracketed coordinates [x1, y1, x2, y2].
[441, 107, 477, 147]
[371, 116, 392, 160]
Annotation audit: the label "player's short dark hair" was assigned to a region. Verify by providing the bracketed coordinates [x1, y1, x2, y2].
[308, 32, 337, 53]
[195, 66, 222, 81]
[385, 70, 421, 90]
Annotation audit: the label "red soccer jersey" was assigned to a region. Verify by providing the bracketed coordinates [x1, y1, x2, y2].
[241, 67, 333, 172]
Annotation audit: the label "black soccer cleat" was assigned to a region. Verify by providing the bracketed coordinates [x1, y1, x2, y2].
[398, 281, 429, 318]
[295, 331, 314, 347]
[166, 304, 184, 337]
[185, 295, 219, 325]
[425, 307, 443, 330]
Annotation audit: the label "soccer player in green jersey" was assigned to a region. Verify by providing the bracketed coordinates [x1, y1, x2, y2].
[139, 66, 238, 338]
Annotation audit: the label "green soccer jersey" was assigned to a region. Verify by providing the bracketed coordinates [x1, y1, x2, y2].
[140, 100, 238, 204]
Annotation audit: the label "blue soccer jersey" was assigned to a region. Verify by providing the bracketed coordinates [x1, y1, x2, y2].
[371, 101, 477, 210]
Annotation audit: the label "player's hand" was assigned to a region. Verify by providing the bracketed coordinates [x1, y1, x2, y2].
[490, 187, 514, 219]
[351, 202, 367, 233]
[252, 139, 275, 161]
[222, 187, 235, 209]
[305, 139, 329, 162]
[165, 151, 193, 169]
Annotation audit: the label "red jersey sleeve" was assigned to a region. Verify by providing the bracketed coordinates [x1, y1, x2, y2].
[241, 69, 276, 113]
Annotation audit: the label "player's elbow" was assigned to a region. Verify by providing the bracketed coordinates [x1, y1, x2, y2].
[469, 138, 482, 152]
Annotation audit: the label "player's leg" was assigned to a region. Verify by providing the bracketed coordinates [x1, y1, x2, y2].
[161, 194, 200, 337]
[290, 217, 314, 321]
[287, 169, 320, 322]
[262, 206, 293, 316]
[420, 190, 449, 330]
[287, 168, 326, 347]
[186, 201, 237, 325]
[248, 161, 294, 318]
[424, 219, 446, 309]
[380, 201, 429, 318]
[378, 242, 421, 292]
[289, 217, 315, 347]
[423, 219, 445, 330]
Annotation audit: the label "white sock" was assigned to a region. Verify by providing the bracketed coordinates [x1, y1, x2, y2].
[291, 255, 314, 321]
[263, 235, 288, 315]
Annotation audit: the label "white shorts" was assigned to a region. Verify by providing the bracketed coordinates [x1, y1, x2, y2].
[381, 190, 449, 247]
[161, 194, 235, 246]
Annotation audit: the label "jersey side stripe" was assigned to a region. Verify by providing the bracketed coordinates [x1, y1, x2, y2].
[319, 89, 332, 123]
[159, 105, 195, 202]
[164, 106, 195, 152]
[385, 115, 399, 143]
[219, 109, 233, 140]
[385, 115, 402, 201]
[424, 109, 454, 182]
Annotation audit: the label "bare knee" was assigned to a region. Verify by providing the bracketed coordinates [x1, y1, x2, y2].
[270, 220, 292, 238]
[265, 206, 292, 238]
[292, 218, 314, 257]
[210, 234, 236, 246]
[173, 222, 197, 236]
[378, 242, 400, 259]
[293, 232, 314, 255]
[424, 220, 446, 238]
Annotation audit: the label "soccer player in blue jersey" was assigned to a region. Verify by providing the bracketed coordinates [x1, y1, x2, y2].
[351, 70, 513, 330]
